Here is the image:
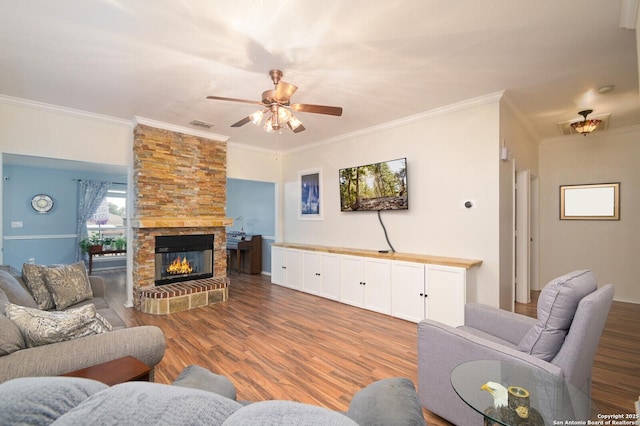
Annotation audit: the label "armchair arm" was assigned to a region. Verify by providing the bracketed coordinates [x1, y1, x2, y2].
[88, 275, 106, 298]
[417, 319, 562, 426]
[464, 303, 536, 345]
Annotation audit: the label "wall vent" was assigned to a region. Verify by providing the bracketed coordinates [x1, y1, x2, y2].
[557, 113, 610, 136]
[190, 120, 214, 129]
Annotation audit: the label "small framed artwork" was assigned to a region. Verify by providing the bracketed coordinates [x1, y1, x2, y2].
[299, 168, 323, 220]
[560, 182, 620, 220]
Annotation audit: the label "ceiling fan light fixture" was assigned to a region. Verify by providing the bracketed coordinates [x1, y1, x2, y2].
[277, 107, 292, 123]
[249, 110, 264, 125]
[288, 115, 303, 131]
[571, 109, 602, 136]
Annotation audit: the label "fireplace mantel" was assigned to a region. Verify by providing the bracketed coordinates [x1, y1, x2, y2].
[131, 216, 233, 229]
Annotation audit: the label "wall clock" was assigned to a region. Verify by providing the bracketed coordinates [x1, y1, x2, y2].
[31, 194, 54, 214]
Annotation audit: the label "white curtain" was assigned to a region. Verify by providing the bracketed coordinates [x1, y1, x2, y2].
[75, 180, 112, 261]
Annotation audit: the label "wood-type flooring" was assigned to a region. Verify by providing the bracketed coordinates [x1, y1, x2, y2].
[98, 269, 639, 425]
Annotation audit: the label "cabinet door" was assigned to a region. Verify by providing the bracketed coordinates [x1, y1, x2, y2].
[363, 258, 391, 314]
[426, 264, 466, 327]
[318, 253, 340, 301]
[271, 246, 285, 285]
[391, 261, 426, 322]
[302, 251, 321, 295]
[340, 256, 365, 307]
[284, 249, 302, 290]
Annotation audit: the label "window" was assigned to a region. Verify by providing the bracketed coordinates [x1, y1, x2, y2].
[86, 187, 127, 246]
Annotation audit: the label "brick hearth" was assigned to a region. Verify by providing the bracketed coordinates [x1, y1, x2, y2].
[139, 277, 229, 315]
[131, 124, 232, 312]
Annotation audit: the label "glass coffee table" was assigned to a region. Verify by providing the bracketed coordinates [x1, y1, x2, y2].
[451, 360, 596, 425]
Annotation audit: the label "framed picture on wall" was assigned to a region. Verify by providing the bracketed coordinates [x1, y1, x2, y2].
[299, 168, 323, 220]
[560, 182, 620, 220]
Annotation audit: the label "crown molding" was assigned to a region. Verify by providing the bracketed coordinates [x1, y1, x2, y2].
[282, 91, 506, 155]
[0, 94, 133, 127]
[226, 140, 281, 155]
[133, 116, 230, 142]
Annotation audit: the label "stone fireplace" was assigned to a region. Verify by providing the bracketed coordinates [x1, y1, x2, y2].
[131, 124, 232, 314]
[155, 234, 214, 286]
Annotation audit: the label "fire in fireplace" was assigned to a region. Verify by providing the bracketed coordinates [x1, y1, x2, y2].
[155, 234, 213, 286]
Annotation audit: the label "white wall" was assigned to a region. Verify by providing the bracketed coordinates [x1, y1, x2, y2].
[280, 96, 503, 306]
[0, 97, 133, 165]
[539, 126, 640, 303]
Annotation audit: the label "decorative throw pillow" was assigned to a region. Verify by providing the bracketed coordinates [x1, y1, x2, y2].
[22, 264, 55, 310]
[517, 270, 597, 361]
[0, 312, 26, 355]
[43, 262, 93, 310]
[0, 270, 38, 309]
[5, 303, 112, 348]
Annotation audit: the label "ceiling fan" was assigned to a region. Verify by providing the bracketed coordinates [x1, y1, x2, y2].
[207, 69, 343, 134]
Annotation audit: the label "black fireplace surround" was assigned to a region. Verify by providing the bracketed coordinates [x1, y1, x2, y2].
[154, 234, 214, 286]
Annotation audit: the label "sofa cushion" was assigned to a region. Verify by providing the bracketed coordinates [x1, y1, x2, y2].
[347, 377, 426, 426]
[5, 303, 112, 348]
[0, 270, 37, 308]
[173, 365, 237, 400]
[517, 270, 597, 361]
[0, 377, 107, 425]
[22, 263, 56, 310]
[223, 400, 357, 426]
[52, 382, 242, 426]
[43, 262, 93, 310]
[0, 308, 26, 355]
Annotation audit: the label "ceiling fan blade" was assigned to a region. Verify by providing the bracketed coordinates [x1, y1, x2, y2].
[207, 95, 264, 107]
[291, 103, 343, 116]
[231, 116, 252, 127]
[287, 122, 306, 133]
[275, 81, 298, 103]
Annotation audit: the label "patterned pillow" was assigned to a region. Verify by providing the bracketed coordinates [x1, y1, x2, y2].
[43, 262, 93, 310]
[5, 303, 112, 348]
[22, 264, 55, 310]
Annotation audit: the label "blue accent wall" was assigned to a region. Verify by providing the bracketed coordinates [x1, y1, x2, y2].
[2, 164, 126, 270]
[226, 178, 275, 273]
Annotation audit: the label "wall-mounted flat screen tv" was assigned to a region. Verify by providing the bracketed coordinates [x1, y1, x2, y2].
[339, 157, 408, 211]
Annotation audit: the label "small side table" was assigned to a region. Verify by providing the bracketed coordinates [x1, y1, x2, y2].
[450, 360, 595, 425]
[88, 249, 126, 274]
[61, 356, 150, 386]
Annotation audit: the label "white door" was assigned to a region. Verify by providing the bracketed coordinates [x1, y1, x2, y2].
[426, 265, 466, 327]
[271, 246, 285, 285]
[319, 253, 341, 301]
[302, 251, 320, 295]
[340, 256, 365, 307]
[363, 258, 391, 314]
[284, 249, 302, 290]
[391, 261, 425, 323]
[515, 170, 531, 303]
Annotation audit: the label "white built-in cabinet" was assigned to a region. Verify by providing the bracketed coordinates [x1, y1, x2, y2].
[271, 244, 480, 327]
[271, 246, 302, 290]
[301, 251, 340, 300]
[340, 256, 391, 314]
[390, 261, 469, 326]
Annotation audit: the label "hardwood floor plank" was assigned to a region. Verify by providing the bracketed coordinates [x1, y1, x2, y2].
[98, 269, 639, 425]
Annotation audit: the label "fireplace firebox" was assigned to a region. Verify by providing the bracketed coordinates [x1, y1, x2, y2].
[155, 234, 214, 286]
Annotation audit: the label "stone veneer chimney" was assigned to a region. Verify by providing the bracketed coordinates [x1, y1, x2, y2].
[130, 124, 232, 310]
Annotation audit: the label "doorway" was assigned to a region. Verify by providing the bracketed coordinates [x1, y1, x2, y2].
[515, 170, 539, 304]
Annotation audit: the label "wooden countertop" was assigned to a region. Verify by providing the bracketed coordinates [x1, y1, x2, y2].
[273, 243, 482, 269]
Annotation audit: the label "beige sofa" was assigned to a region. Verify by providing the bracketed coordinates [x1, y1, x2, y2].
[0, 265, 165, 383]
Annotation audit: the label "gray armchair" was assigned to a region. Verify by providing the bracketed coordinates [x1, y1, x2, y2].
[417, 270, 614, 425]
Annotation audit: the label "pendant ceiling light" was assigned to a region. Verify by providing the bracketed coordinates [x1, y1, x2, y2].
[571, 110, 602, 136]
